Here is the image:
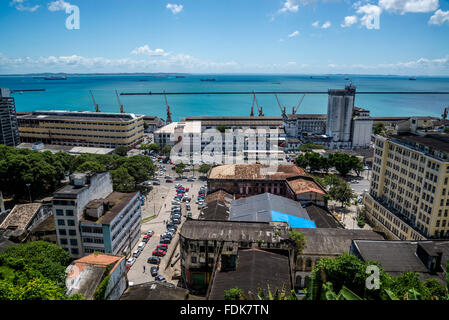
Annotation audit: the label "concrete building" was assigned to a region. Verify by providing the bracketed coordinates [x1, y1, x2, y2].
[350, 240, 449, 284]
[0, 88, 20, 147]
[179, 219, 292, 292]
[142, 115, 164, 133]
[292, 228, 384, 289]
[154, 116, 286, 164]
[52, 171, 142, 258]
[18, 110, 144, 149]
[229, 193, 316, 228]
[208, 164, 327, 206]
[363, 132, 449, 241]
[0, 202, 52, 243]
[79, 191, 141, 256]
[53, 172, 113, 258]
[282, 86, 373, 150]
[65, 253, 128, 300]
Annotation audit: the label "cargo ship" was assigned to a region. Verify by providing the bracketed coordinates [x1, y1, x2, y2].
[200, 78, 216, 81]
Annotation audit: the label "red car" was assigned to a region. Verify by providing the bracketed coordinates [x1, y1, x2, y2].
[169, 161, 173, 164]
[143, 235, 150, 242]
[186, 188, 189, 192]
[157, 244, 168, 250]
[152, 249, 166, 256]
[166, 179, 173, 183]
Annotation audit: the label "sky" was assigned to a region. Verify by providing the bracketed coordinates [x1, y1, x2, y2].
[1, 0, 449, 75]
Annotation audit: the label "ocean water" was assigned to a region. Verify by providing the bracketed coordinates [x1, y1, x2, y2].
[1, 74, 449, 121]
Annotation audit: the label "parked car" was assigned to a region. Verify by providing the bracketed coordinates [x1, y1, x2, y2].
[166, 179, 173, 183]
[172, 218, 181, 224]
[171, 200, 180, 205]
[187, 212, 192, 218]
[132, 249, 141, 258]
[147, 256, 161, 264]
[157, 244, 168, 250]
[146, 230, 154, 236]
[150, 266, 159, 276]
[126, 257, 136, 267]
[155, 275, 166, 282]
[186, 204, 191, 210]
[160, 238, 171, 244]
[153, 181, 161, 185]
[152, 249, 166, 256]
[142, 235, 150, 242]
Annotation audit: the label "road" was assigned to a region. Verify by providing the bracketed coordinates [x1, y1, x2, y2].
[126, 161, 206, 286]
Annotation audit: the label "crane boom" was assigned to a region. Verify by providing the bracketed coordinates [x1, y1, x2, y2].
[89, 90, 100, 112]
[292, 94, 305, 115]
[274, 93, 286, 116]
[115, 90, 124, 113]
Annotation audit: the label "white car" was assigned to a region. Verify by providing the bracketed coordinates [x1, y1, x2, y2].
[126, 257, 136, 266]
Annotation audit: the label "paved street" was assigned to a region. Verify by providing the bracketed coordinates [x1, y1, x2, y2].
[127, 161, 207, 286]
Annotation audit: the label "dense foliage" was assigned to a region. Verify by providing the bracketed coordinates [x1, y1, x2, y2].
[295, 152, 363, 176]
[305, 253, 449, 300]
[297, 143, 326, 151]
[0, 241, 84, 300]
[0, 145, 156, 199]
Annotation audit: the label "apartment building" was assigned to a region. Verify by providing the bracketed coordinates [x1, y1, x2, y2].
[363, 132, 449, 241]
[154, 116, 286, 163]
[18, 110, 144, 148]
[0, 88, 20, 147]
[52, 172, 141, 258]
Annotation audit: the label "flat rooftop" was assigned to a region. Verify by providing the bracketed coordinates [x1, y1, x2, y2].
[121, 281, 204, 300]
[0, 203, 42, 231]
[285, 113, 326, 119]
[293, 228, 384, 255]
[391, 133, 449, 157]
[181, 116, 283, 127]
[208, 249, 291, 300]
[209, 164, 306, 180]
[18, 110, 144, 123]
[304, 203, 342, 229]
[180, 219, 290, 243]
[81, 192, 138, 225]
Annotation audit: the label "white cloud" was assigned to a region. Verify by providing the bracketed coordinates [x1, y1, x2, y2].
[166, 3, 183, 15]
[378, 0, 439, 14]
[429, 9, 449, 25]
[321, 21, 331, 28]
[10, 0, 40, 12]
[288, 30, 300, 37]
[131, 45, 169, 56]
[279, 0, 300, 13]
[357, 4, 382, 29]
[47, 0, 72, 11]
[312, 20, 320, 28]
[341, 15, 358, 27]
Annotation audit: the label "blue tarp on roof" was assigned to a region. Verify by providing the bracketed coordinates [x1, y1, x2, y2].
[271, 210, 316, 228]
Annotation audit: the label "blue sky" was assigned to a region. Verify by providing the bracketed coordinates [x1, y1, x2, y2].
[1, 0, 449, 74]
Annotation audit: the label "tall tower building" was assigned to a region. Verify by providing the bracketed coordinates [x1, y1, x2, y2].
[326, 84, 356, 148]
[0, 88, 20, 147]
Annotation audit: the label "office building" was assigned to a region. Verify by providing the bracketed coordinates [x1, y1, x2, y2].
[363, 132, 449, 240]
[0, 88, 20, 147]
[52, 171, 141, 258]
[18, 110, 144, 149]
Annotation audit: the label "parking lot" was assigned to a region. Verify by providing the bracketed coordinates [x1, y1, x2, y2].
[126, 160, 207, 286]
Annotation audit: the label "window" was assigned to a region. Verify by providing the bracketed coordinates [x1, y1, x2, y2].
[67, 219, 75, 226]
[60, 238, 68, 245]
[70, 239, 78, 246]
[56, 209, 64, 216]
[66, 209, 74, 216]
[69, 230, 76, 236]
[191, 256, 197, 263]
[57, 219, 65, 226]
[71, 248, 79, 255]
[58, 229, 66, 235]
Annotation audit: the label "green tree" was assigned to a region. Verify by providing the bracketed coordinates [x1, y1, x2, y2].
[114, 146, 128, 157]
[329, 179, 355, 207]
[76, 161, 106, 173]
[198, 164, 211, 175]
[161, 145, 171, 156]
[298, 143, 326, 151]
[175, 162, 186, 177]
[110, 167, 136, 192]
[373, 122, 386, 135]
[295, 154, 309, 169]
[328, 153, 353, 176]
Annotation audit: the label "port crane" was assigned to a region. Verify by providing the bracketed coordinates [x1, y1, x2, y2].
[442, 107, 449, 120]
[249, 92, 264, 117]
[89, 90, 100, 112]
[164, 90, 173, 124]
[292, 94, 306, 115]
[115, 90, 124, 113]
[274, 93, 286, 116]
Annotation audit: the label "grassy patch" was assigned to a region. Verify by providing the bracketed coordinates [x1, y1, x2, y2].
[141, 215, 157, 223]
